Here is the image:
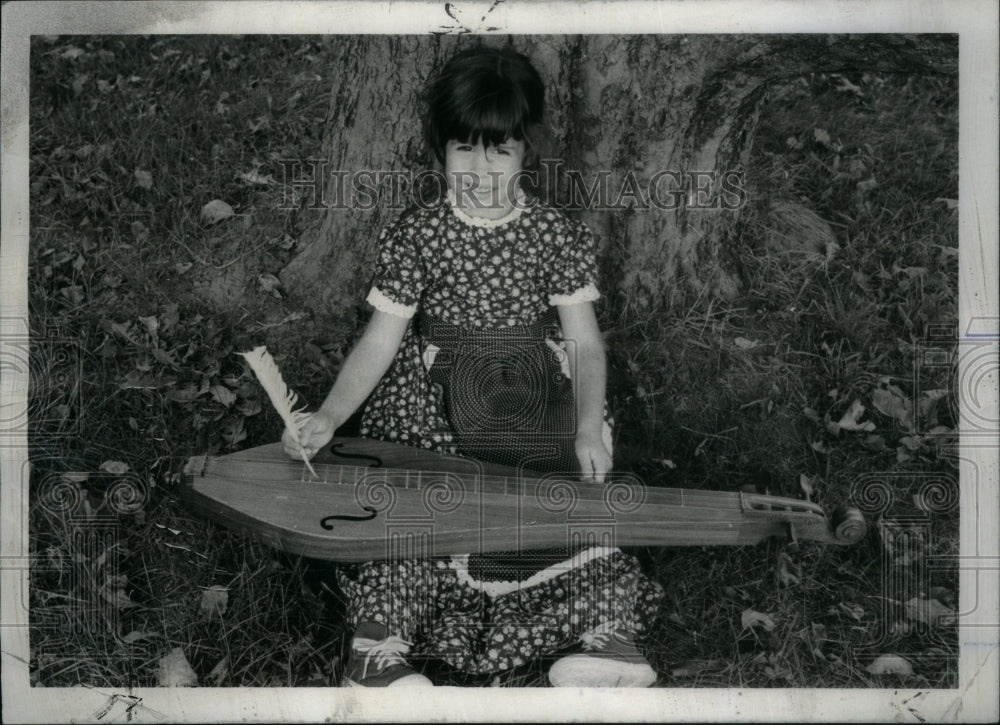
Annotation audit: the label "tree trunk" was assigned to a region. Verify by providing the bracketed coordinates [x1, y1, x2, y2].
[281, 34, 956, 323]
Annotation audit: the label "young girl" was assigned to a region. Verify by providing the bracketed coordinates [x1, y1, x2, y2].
[283, 46, 663, 687]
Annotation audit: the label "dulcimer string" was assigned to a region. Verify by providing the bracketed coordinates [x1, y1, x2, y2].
[197, 452, 769, 522]
[187, 440, 867, 556]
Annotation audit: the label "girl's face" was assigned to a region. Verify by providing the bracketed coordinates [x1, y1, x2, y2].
[444, 138, 526, 219]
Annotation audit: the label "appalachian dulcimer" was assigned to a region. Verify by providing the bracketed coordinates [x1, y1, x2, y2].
[183, 436, 867, 562]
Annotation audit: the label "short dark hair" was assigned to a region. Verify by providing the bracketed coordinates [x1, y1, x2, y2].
[425, 46, 545, 166]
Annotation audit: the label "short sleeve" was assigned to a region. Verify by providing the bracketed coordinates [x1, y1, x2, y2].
[366, 214, 425, 318]
[548, 217, 601, 306]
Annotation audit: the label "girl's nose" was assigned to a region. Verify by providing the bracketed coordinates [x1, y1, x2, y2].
[479, 146, 498, 165]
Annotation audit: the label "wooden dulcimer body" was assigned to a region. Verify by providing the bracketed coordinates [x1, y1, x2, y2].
[183, 437, 867, 562]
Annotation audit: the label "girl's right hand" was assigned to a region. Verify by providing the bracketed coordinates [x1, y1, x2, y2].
[282, 409, 337, 461]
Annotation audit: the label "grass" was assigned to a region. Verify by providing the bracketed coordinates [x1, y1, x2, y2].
[25, 39, 958, 689]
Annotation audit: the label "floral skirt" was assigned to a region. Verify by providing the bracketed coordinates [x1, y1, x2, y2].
[337, 551, 664, 675]
[351, 317, 663, 674]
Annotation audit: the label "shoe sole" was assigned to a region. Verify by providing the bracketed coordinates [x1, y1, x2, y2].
[343, 675, 434, 688]
[548, 657, 657, 688]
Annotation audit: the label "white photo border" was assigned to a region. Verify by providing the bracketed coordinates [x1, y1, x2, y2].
[2, 1, 997, 722]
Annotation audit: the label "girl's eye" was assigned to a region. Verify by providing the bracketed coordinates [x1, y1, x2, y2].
[494, 148, 511, 156]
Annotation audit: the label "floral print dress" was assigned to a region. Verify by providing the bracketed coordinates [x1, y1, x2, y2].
[337, 192, 664, 675]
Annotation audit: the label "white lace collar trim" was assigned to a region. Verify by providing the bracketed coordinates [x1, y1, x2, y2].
[446, 187, 529, 228]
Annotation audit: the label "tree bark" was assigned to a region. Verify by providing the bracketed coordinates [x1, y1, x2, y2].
[281, 34, 956, 323]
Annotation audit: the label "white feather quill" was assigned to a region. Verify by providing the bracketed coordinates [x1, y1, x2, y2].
[238, 346, 317, 477]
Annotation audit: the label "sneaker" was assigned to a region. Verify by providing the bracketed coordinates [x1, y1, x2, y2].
[342, 622, 434, 687]
[548, 626, 657, 687]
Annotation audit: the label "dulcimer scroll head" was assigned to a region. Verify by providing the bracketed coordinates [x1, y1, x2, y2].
[832, 505, 867, 544]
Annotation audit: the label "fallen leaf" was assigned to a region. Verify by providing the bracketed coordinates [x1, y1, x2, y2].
[810, 439, 832, 454]
[872, 381, 914, 431]
[237, 398, 263, 417]
[856, 177, 878, 194]
[60, 285, 85, 306]
[824, 239, 840, 262]
[799, 474, 815, 501]
[899, 435, 924, 451]
[239, 169, 277, 186]
[258, 273, 283, 299]
[833, 74, 863, 95]
[119, 370, 161, 390]
[273, 234, 297, 250]
[934, 197, 958, 211]
[830, 399, 876, 434]
[133, 169, 154, 190]
[100, 582, 136, 609]
[61, 46, 86, 60]
[200, 585, 229, 618]
[929, 586, 957, 609]
[207, 656, 230, 686]
[734, 337, 761, 350]
[860, 434, 888, 452]
[763, 664, 792, 681]
[157, 648, 198, 686]
[837, 602, 865, 621]
[166, 385, 202, 403]
[200, 199, 235, 225]
[122, 631, 157, 644]
[174, 261, 194, 274]
[892, 263, 929, 279]
[741, 609, 776, 632]
[918, 390, 949, 426]
[865, 654, 913, 676]
[813, 128, 832, 147]
[99, 460, 130, 475]
[802, 407, 822, 424]
[775, 551, 800, 587]
[904, 597, 956, 628]
[209, 385, 237, 407]
[138, 314, 159, 339]
[221, 418, 247, 447]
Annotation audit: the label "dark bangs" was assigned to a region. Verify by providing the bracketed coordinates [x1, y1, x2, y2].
[427, 47, 545, 163]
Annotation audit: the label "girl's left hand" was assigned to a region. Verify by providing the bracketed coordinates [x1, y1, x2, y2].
[575, 433, 613, 483]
